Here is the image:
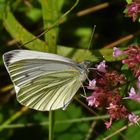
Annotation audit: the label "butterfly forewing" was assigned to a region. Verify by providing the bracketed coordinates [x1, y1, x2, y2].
[8, 59, 77, 87]
[3, 50, 86, 111]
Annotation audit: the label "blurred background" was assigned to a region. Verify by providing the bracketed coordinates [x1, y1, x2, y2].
[1, 0, 140, 140]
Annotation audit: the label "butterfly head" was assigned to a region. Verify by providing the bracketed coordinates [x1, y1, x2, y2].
[78, 60, 92, 73]
[81, 60, 92, 68]
[83, 61, 92, 68]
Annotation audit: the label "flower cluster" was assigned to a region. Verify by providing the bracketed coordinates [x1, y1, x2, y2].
[85, 45, 140, 128]
[114, 45, 140, 78]
[125, 0, 140, 22]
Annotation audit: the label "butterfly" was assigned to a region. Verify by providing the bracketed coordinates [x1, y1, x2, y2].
[3, 50, 91, 111]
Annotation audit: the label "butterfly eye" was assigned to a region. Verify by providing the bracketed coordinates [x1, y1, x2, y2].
[83, 61, 92, 67]
[77, 61, 91, 70]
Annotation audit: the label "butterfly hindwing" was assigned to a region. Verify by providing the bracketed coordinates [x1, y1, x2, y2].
[16, 70, 81, 111]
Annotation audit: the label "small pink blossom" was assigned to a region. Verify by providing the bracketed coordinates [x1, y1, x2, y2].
[128, 113, 139, 124]
[126, 1, 140, 22]
[87, 79, 96, 90]
[129, 87, 136, 97]
[105, 118, 112, 129]
[106, 103, 118, 110]
[138, 76, 140, 81]
[86, 95, 99, 107]
[124, 87, 140, 103]
[86, 96, 96, 106]
[128, 2, 139, 13]
[121, 45, 140, 77]
[113, 47, 123, 57]
[86, 89, 104, 107]
[96, 60, 106, 73]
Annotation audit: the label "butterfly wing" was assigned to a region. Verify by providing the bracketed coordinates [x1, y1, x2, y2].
[16, 70, 81, 111]
[3, 50, 85, 111]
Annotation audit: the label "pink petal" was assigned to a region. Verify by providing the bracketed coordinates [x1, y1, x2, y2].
[129, 87, 136, 97]
[96, 60, 106, 73]
[86, 96, 95, 106]
[87, 79, 96, 90]
[113, 47, 123, 57]
[124, 87, 140, 103]
[128, 113, 139, 124]
[105, 118, 112, 129]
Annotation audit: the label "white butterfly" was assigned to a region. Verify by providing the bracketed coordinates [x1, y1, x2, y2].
[3, 50, 91, 111]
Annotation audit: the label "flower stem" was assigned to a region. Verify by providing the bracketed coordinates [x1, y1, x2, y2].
[49, 111, 55, 140]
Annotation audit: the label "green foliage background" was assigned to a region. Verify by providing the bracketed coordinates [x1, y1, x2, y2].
[0, 0, 140, 140]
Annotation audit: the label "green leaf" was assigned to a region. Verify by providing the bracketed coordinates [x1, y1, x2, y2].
[138, 17, 140, 23]
[126, 0, 132, 4]
[54, 104, 89, 140]
[54, 104, 82, 132]
[26, 8, 42, 22]
[75, 27, 91, 49]
[123, 8, 128, 14]
[96, 120, 125, 140]
[125, 125, 140, 140]
[40, 0, 60, 53]
[57, 0, 65, 11]
[121, 64, 129, 70]
[58, 46, 114, 62]
[0, 0, 7, 20]
[3, 7, 48, 52]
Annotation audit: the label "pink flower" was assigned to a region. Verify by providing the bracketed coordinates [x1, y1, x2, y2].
[113, 47, 123, 57]
[87, 79, 96, 90]
[106, 103, 118, 110]
[105, 118, 112, 129]
[96, 60, 106, 73]
[126, 1, 140, 22]
[86, 95, 96, 107]
[124, 87, 140, 103]
[128, 113, 139, 124]
[138, 76, 140, 81]
[129, 87, 137, 97]
[121, 45, 140, 77]
[86, 89, 105, 107]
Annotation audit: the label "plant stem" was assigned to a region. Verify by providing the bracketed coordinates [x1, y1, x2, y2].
[0, 107, 28, 132]
[49, 111, 55, 140]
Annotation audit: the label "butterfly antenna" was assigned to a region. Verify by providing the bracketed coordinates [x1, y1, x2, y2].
[18, 27, 54, 48]
[87, 25, 96, 50]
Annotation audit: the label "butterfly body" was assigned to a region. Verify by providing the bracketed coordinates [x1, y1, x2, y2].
[3, 50, 90, 111]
